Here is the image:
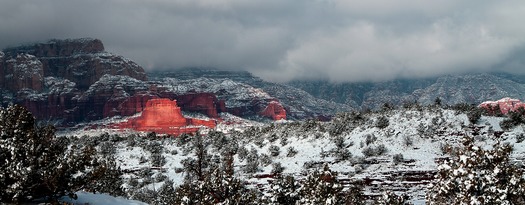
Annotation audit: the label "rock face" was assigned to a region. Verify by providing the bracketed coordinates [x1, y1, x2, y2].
[479, 98, 525, 114]
[0, 39, 306, 127]
[3, 38, 146, 90]
[260, 101, 287, 120]
[174, 93, 221, 118]
[115, 98, 216, 135]
[0, 39, 148, 124]
[2, 53, 44, 91]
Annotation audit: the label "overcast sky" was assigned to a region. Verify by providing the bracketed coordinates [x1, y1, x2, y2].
[1, 0, 525, 82]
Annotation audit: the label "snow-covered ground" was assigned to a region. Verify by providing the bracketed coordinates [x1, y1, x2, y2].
[60, 192, 147, 205]
[62, 106, 525, 204]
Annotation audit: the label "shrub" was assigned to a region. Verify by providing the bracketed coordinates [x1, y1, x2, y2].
[271, 162, 285, 175]
[375, 191, 411, 205]
[268, 145, 281, 157]
[362, 144, 388, 157]
[392, 154, 404, 164]
[500, 108, 525, 130]
[427, 136, 525, 204]
[298, 164, 365, 205]
[0, 105, 103, 203]
[365, 134, 377, 145]
[286, 147, 298, 157]
[467, 108, 482, 124]
[403, 135, 413, 147]
[375, 116, 390, 129]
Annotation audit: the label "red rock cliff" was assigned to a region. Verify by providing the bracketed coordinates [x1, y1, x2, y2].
[260, 101, 287, 120]
[116, 98, 216, 135]
[3, 38, 147, 90]
[479, 97, 525, 115]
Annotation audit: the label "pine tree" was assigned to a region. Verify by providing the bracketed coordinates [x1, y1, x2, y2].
[0, 105, 95, 203]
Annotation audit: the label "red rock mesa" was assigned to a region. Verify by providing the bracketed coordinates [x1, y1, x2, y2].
[115, 98, 216, 135]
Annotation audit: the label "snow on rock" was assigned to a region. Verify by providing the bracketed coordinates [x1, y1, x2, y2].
[479, 97, 525, 114]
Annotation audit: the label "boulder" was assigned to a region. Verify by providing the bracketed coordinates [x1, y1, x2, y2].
[260, 100, 287, 120]
[479, 97, 525, 114]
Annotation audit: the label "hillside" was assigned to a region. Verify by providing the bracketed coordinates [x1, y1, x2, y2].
[55, 105, 525, 204]
[289, 73, 525, 109]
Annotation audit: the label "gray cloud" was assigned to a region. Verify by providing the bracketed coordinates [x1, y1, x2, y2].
[1, 0, 525, 82]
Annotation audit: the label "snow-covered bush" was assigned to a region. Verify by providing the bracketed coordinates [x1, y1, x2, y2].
[297, 164, 365, 205]
[265, 175, 300, 204]
[174, 154, 261, 204]
[286, 146, 298, 157]
[375, 115, 390, 129]
[269, 145, 281, 157]
[467, 108, 482, 124]
[375, 191, 411, 205]
[500, 108, 525, 130]
[0, 105, 99, 203]
[362, 144, 388, 157]
[393, 153, 404, 164]
[427, 136, 525, 204]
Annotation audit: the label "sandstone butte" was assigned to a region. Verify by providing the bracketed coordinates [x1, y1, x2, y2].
[114, 98, 216, 136]
[260, 100, 287, 120]
[479, 97, 525, 114]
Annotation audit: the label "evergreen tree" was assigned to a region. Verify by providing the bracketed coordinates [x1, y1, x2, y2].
[297, 164, 365, 205]
[427, 135, 525, 204]
[0, 105, 95, 203]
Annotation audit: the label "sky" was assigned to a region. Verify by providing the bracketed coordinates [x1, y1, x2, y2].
[1, 0, 525, 82]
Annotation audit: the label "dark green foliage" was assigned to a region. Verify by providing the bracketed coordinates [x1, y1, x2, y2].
[362, 144, 388, 157]
[0, 105, 97, 203]
[393, 153, 404, 164]
[84, 158, 125, 196]
[151, 153, 166, 167]
[244, 147, 261, 173]
[174, 152, 261, 204]
[427, 135, 525, 204]
[297, 164, 365, 205]
[271, 162, 285, 174]
[329, 112, 365, 136]
[467, 108, 482, 124]
[153, 180, 177, 205]
[268, 145, 281, 157]
[286, 146, 298, 157]
[434, 97, 442, 107]
[376, 191, 411, 205]
[332, 136, 352, 162]
[266, 175, 300, 204]
[500, 107, 525, 130]
[365, 134, 377, 145]
[375, 116, 390, 129]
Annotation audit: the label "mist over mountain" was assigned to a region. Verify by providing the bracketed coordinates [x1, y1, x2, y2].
[289, 72, 525, 109]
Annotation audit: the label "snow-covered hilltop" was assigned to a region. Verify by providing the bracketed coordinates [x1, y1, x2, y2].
[54, 104, 525, 204]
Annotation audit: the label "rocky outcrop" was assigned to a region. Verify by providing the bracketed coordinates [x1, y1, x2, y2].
[104, 92, 159, 117]
[115, 98, 216, 135]
[260, 101, 287, 120]
[75, 74, 150, 121]
[3, 38, 146, 90]
[174, 93, 221, 118]
[2, 53, 44, 91]
[3, 38, 105, 57]
[479, 98, 525, 115]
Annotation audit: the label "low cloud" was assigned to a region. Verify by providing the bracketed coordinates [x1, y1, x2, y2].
[1, 0, 525, 82]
